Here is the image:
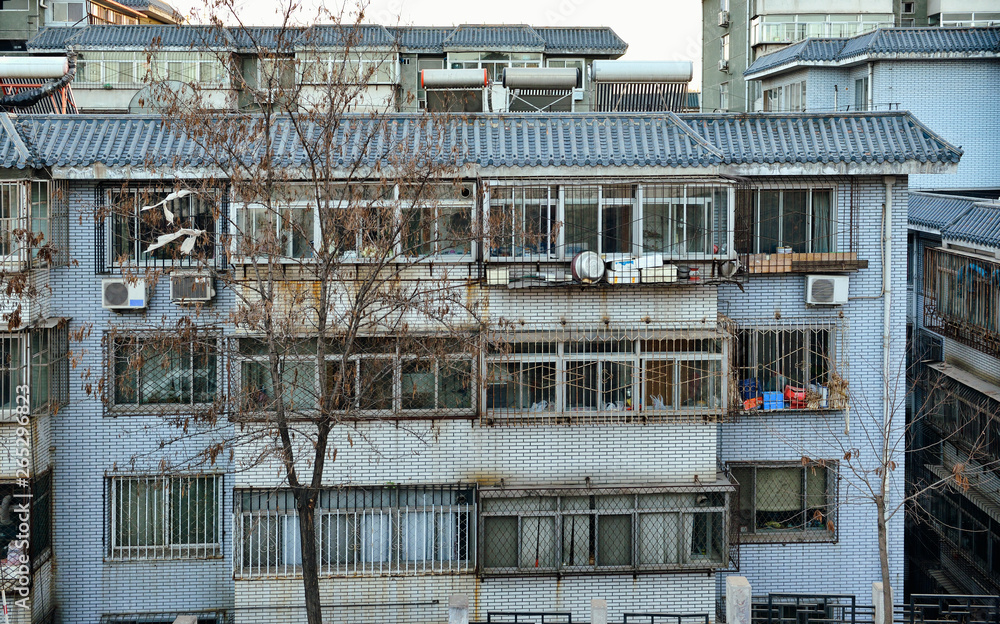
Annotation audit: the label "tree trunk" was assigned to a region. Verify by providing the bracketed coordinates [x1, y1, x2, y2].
[296, 488, 323, 624]
[876, 494, 893, 624]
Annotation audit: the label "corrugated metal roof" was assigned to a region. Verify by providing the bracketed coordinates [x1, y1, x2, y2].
[536, 27, 627, 55]
[680, 112, 962, 166]
[442, 25, 547, 51]
[65, 25, 234, 49]
[0, 112, 964, 172]
[908, 191, 976, 230]
[26, 27, 82, 51]
[746, 26, 1000, 76]
[944, 202, 1000, 247]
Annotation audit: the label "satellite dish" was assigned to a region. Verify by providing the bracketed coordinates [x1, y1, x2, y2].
[127, 80, 198, 114]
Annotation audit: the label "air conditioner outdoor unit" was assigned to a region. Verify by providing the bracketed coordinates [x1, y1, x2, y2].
[102, 278, 147, 310]
[805, 275, 849, 305]
[718, 10, 730, 26]
[170, 274, 215, 303]
[718, 59, 729, 72]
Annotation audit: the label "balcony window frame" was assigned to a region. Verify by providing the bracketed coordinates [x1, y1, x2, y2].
[728, 461, 838, 544]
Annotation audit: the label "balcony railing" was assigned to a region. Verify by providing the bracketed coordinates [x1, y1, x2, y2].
[923, 247, 1000, 357]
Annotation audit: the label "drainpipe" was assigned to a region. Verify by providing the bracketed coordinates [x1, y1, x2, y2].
[883, 176, 895, 432]
[868, 62, 874, 111]
[834, 84, 838, 112]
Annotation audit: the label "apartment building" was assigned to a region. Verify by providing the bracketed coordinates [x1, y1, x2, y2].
[742, 22, 1000, 597]
[0, 21, 967, 624]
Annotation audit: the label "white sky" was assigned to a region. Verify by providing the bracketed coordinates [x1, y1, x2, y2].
[172, 0, 707, 88]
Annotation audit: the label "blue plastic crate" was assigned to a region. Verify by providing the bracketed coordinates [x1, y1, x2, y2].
[763, 391, 784, 411]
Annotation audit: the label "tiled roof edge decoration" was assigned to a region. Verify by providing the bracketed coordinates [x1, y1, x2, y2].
[27, 24, 627, 55]
[0, 112, 962, 171]
[942, 201, 1000, 247]
[745, 26, 1000, 76]
[908, 191, 978, 230]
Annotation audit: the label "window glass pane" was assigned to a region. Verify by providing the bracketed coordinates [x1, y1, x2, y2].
[439, 204, 471, 256]
[282, 205, 314, 258]
[564, 187, 598, 256]
[565, 361, 597, 410]
[439, 359, 472, 408]
[403, 207, 433, 256]
[171, 476, 217, 545]
[601, 361, 633, 410]
[561, 514, 592, 566]
[0, 338, 21, 411]
[686, 187, 709, 254]
[811, 190, 833, 253]
[597, 514, 632, 566]
[283, 362, 316, 412]
[758, 191, 780, 253]
[117, 479, 166, 548]
[483, 516, 517, 568]
[638, 512, 679, 564]
[755, 467, 802, 530]
[601, 185, 633, 255]
[782, 191, 807, 253]
[519, 516, 556, 568]
[644, 360, 674, 410]
[401, 360, 435, 409]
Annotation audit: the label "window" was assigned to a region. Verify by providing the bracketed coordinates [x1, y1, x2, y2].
[236, 337, 474, 418]
[488, 182, 732, 261]
[735, 321, 846, 411]
[52, 1, 85, 22]
[923, 247, 1000, 357]
[108, 475, 221, 559]
[76, 52, 225, 86]
[729, 462, 837, 543]
[234, 486, 474, 577]
[107, 187, 217, 268]
[449, 52, 541, 80]
[400, 183, 474, 258]
[112, 336, 218, 410]
[546, 58, 585, 87]
[0, 180, 61, 270]
[902, 2, 915, 14]
[721, 34, 730, 62]
[487, 332, 727, 423]
[719, 82, 729, 111]
[31, 323, 69, 414]
[749, 188, 835, 254]
[854, 77, 869, 111]
[30, 473, 51, 563]
[751, 14, 894, 45]
[480, 486, 729, 575]
[299, 52, 398, 85]
[0, 335, 23, 420]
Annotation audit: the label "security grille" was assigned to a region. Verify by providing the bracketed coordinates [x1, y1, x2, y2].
[234, 486, 476, 578]
[478, 485, 731, 576]
[728, 462, 838, 543]
[485, 323, 733, 426]
[107, 475, 222, 560]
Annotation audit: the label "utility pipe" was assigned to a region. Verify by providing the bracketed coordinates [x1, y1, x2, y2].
[883, 176, 895, 432]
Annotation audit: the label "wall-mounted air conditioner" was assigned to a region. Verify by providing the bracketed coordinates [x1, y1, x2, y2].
[805, 275, 849, 305]
[718, 10, 730, 26]
[170, 274, 215, 303]
[718, 59, 729, 72]
[102, 278, 147, 310]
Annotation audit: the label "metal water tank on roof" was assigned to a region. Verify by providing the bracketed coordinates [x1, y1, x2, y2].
[502, 67, 580, 89]
[0, 57, 69, 79]
[591, 60, 693, 83]
[421, 68, 489, 89]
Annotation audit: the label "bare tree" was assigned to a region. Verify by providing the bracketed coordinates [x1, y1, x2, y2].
[95, 3, 486, 622]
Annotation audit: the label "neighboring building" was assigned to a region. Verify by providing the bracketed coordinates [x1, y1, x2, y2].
[702, 0, 928, 112]
[742, 26, 1000, 190]
[0, 0, 178, 53]
[0, 104, 958, 621]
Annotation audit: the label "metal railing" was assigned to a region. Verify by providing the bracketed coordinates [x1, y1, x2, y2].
[923, 247, 1000, 358]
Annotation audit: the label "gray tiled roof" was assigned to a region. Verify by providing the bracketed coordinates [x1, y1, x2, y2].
[680, 112, 962, 166]
[746, 26, 1000, 76]
[302, 24, 396, 48]
[26, 27, 81, 50]
[387, 27, 454, 52]
[230, 27, 303, 52]
[0, 112, 963, 172]
[61, 25, 234, 49]
[943, 203, 1000, 247]
[536, 27, 627, 55]
[114, 0, 180, 17]
[443, 25, 547, 51]
[28, 24, 628, 56]
[909, 191, 977, 230]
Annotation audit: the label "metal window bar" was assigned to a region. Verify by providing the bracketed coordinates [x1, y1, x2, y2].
[478, 485, 732, 576]
[728, 462, 838, 544]
[739, 178, 861, 275]
[485, 323, 733, 426]
[99, 184, 224, 273]
[107, 475, 222, 560]
[624, 614, 711, 624]
[484, 181, 736, 269]
[733, 318, 847, 414]
[234, 485, 476, 578]
[111, 334, 219, 413]
[923, 247, 1000, 358]
[908, 595, 1000, 624]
